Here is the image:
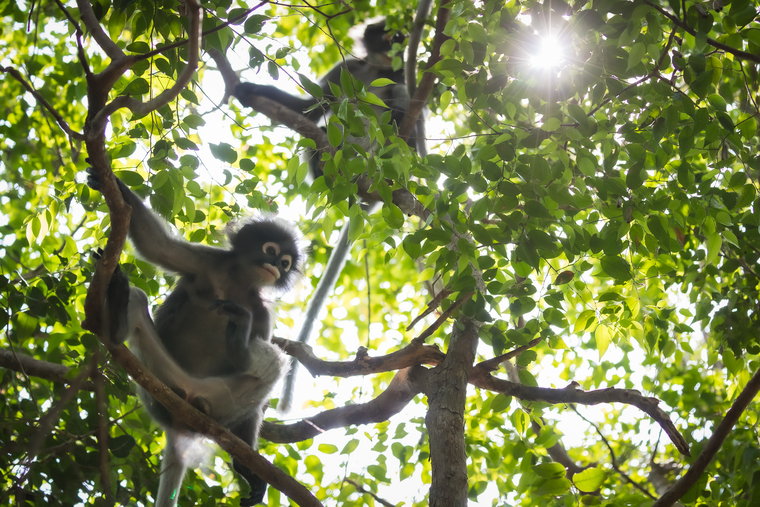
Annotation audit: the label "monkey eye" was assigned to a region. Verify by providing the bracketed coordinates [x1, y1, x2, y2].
[280, 255, 292, 272]
[262, 242, 280, 257]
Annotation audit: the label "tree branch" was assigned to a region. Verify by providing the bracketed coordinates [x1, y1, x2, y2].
[0, 349, 95, 391]
[411, 291, 473, 344]
[344, 478, 395, 507]
[406, 0, 434, 98]
[644, 0, 760, 64]
[573, 406, 656, 498]
[398, 2, 450, 141]
[75, 0, 124, 60]
[652, 367, 760, 507]
[109, 344, 322, 506]
[272, 337, 445, 379]
[1, 66, 85, 140]
[260, 366, 425, 443]
[90, 0, 203, 126]
[475, 336, 543, 372]
[469, 369, 691, 457]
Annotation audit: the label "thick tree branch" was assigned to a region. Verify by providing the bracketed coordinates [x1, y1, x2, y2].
[469, 370, 691, 457]
[423, 317, 481, 506]
[91, 0, 202, 126]
[398, 3, 450, 141]
[75, 0, 124, 60]
[109, 344, 322, 506]
[1, 66, 85, 140]
[273, 337, 445, 379]
[0, 349, 95, 391]
[643, 0, 760, 65]
[652, 367, 760, 507]
[260, 366, 425, 443]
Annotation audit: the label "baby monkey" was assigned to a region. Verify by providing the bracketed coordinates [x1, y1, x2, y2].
[88, 169, 301, 506]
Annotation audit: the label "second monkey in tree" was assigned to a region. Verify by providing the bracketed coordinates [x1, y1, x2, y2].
[235, 20, 425, 158]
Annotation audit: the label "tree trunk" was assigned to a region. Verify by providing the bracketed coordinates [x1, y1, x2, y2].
[425, 318, 481, 506]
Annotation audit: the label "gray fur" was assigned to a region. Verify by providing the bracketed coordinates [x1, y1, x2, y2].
[91, 170, 299, 506]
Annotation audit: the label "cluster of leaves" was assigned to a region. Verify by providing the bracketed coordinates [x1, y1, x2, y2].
[1, 0, 759, 505]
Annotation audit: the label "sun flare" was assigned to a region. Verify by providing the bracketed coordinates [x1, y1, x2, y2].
[531, 35, 565, 69]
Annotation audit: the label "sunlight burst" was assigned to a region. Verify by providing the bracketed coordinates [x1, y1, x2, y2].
[531, 35, 565, 69]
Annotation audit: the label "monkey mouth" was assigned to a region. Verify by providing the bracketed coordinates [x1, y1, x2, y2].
[262, 264, 280, 281]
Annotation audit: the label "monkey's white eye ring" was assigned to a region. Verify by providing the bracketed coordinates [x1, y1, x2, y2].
[280, 255, 292, 272]
[263, 242, 280, 257]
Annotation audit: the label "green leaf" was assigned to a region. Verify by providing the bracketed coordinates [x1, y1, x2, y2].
[600, 256, 632, 281]
[533, 462, 566, 478]
[382, 203, 404, 229]
[327, 122, 342, 147]
[534, 477, 572, 496]
[573, 466, 606, 492]
[705, 231, 722, 265]
[370, 78, 396, 87]
[627, 43, 646, 70]
[209, 142, 238, 164]
[490, 393, 512, 413]
[595, 324, 612, 359]
[524, 200, 552, 219]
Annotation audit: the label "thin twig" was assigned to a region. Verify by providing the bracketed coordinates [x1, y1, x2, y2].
[412, 291, 474, 344]
[644, 0, 760, 64]
[344, 478, 395, 507]
[1, 66, 85, 140]
[573, 406, 656, 498]
[476, 336, 543, 372]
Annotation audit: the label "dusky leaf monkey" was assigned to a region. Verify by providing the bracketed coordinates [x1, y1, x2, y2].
[88, 170, 302, 506]
[235, 19, 427, 169]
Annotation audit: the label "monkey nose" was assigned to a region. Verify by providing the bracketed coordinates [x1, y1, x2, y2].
[262, 264, 280, 280]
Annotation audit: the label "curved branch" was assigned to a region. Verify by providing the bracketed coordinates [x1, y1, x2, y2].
[260, 366, 425, 443]
[469, 369, 691, 457]
[90, 0, 203, 126]
[652, 367, 760, 507]
[643, 0, 760, 64]
[75, 0, 124, 60]
[1, 66, 85, 140]
[272, 337, 445, 378]
[110, 344, 322, 506]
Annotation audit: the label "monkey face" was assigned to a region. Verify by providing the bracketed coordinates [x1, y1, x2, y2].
[257, 241, 294, 286]
[232, 218, 302, 291]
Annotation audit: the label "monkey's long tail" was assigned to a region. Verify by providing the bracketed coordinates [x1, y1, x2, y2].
[278, 220, 352, 413]
[155, 433, 189, 507]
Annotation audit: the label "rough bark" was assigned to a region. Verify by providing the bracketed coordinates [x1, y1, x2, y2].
[423, 319, 481, 506]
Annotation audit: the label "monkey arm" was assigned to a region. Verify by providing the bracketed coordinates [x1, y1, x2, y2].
[115, 178, 222, 275]
[235, 82, 324, 122]
[87, 168, 221, 275]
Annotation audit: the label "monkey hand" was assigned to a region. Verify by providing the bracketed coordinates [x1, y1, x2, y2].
[85, 159, 130, 200]
[93, 248, 131, 347]
[208, 300, 253, 326]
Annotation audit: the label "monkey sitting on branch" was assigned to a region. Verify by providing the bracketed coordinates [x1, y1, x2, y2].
[88, 169, 302, 506]
[234, 19, 427, 165]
